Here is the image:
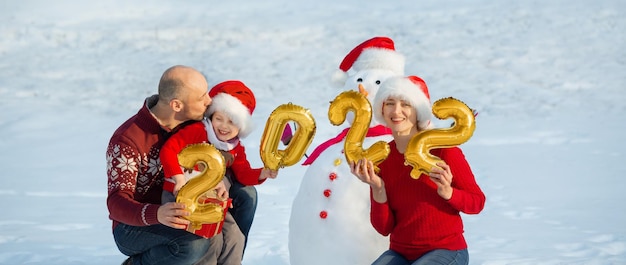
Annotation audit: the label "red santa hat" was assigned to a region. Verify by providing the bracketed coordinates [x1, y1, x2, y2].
[372, 75, 433, 130]
[206, 80, 256, 138]
[331, 36, 405, 87]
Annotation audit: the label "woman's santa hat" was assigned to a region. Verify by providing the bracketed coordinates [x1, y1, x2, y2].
[206, 80, 256, 138]
[372, 75, 433, 131]
[331, 36, 405, 87]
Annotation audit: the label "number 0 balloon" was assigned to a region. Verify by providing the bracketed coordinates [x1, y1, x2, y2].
[260, 103, 316, 170]
[176, 143, 226, 229]
[404, 97, 476, 179]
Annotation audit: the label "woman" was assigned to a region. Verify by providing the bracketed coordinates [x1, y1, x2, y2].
[350, 76, 485, 265]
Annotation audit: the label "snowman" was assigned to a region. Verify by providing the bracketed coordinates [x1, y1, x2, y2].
[289, 37, 406, 265]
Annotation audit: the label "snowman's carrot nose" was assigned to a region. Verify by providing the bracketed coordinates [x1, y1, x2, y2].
[358, 84, 369, 97]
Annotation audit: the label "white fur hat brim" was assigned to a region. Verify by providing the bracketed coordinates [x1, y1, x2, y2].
[352, 48, 405, 76]
[206, 93, 254, 138]
[331, 47, 405, 88]
[373, 76, 432, 130]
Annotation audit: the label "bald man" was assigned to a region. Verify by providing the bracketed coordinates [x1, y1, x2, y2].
[106, 65, 243, 265]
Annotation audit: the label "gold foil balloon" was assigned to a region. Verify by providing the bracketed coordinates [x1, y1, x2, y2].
[404, 97, 476, 179]
[328, 90, 390, 170]
[175, 143, 226, 229]
[260, 103, 316, 170]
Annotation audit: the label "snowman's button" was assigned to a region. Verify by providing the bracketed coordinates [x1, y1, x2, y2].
[329, 172, 337, 181]
[320, 210, 328, 219]
[323, 189, 332, 197]
[334, 158, 342, 166]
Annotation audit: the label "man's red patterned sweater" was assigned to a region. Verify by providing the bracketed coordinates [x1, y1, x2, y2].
[106, 96, 169, 230]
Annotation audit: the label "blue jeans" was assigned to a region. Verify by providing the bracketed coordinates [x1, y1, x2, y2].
[372, 249, 469, 265]
[113, 223, 216, 265]
[228, 176, 258, 250]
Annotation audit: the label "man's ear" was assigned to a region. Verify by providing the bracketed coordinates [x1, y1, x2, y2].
[170, 99, 183, 112]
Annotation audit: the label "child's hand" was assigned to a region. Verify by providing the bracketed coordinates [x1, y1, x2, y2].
[213, 180, 229, 200]
[260, 168, 278, 180]
[268, 169, 278, 179]
[172, 174, 187, 197]
[173, 182, 186, 197]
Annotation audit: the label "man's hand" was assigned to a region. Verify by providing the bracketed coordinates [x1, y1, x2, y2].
[157, 202, 191, 229]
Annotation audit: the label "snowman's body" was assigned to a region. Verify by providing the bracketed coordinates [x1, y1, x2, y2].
[288, 68, 399, 265]
[289, 131, 392, 265]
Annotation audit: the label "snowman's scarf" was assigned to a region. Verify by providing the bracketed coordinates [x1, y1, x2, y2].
[302, 124, 392, 165]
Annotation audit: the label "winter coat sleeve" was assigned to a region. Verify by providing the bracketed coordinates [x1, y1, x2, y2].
[160, 122, 208, 178]
[439, 147, 485, 214]
[229, 144, 265, 186]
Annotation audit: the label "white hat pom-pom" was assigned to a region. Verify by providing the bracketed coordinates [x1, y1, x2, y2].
[330, 69, 348, 88]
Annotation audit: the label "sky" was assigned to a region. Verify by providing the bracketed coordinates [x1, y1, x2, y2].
[0, 0, 625, 264]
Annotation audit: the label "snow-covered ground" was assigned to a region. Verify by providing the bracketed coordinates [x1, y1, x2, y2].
[0, 0, 625, 264]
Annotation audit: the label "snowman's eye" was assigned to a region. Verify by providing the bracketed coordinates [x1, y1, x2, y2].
[375, 80, 381, 85]
[357, 78, 363, 82]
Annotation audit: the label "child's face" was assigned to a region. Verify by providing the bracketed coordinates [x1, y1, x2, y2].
[211, 111, 240, 142]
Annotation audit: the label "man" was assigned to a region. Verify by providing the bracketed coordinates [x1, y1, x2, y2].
[106, 65, 243, 265]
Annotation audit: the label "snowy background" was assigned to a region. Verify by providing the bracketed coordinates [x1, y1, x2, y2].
[1, 0, 625, 264]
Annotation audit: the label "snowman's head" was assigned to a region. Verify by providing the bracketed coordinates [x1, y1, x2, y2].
[343, 69, 399, 127]
[331, 37, 405, 89]
[332, 37, 406, 127]
[344, 69, 398, 103]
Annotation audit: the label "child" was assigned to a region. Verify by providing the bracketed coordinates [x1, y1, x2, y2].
[350, 76, 485, 265]
[160, 80, 278, 252]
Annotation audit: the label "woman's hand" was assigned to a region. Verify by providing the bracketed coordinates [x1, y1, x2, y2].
[350, 158, 387, 203]
[350, 158, 382, 188]
[429, 162, 453, 200]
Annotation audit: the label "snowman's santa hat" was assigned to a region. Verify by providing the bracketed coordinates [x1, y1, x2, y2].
[331, 36, 405, 88]
[373, 75, 433, 131]
[206, 80, 256, 138]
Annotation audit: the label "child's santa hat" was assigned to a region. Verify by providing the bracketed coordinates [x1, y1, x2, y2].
[372, 76, 433, 131]
[206, 80, 256, 138]
[331, 36, 405, 87]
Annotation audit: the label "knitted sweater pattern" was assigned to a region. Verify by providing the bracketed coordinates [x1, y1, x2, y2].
[373, 141, 485, 260]
[106, 95, 166, 230]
